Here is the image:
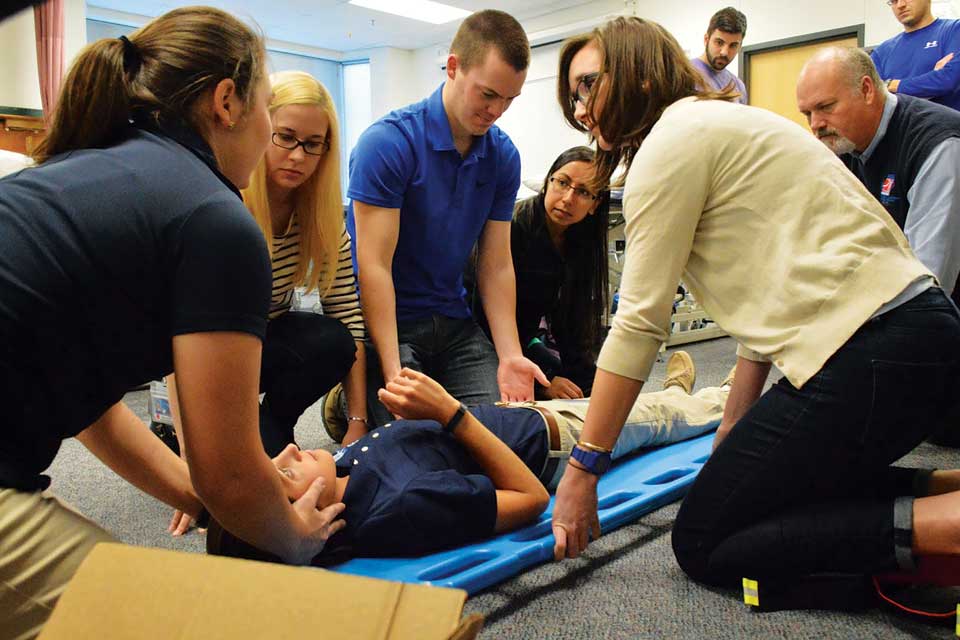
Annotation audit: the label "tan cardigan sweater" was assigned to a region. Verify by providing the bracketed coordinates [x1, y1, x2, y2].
[598, 97, 931, 388]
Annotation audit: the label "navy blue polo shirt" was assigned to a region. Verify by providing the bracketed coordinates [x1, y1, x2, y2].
[0, 123, 271, 491]
[331, 405, 547, 557]
[346, 84, 521, 322]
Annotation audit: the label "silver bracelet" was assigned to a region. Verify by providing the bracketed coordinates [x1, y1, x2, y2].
[347, 416, 368, 423]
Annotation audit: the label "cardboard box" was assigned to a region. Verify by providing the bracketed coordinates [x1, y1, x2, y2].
[39, 544, 483, 640]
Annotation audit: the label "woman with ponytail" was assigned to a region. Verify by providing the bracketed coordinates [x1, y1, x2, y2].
[0, 8, 344, 637]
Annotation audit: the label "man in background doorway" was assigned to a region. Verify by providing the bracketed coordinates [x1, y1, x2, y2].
[872, 0, 960, 111]
[691, 7, 748, 104]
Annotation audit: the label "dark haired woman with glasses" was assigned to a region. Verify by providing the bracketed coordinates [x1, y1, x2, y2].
[547, 16, 960, 599]
[472, 146, 609, 400]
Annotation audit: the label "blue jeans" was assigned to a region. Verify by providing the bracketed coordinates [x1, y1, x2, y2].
[366, 315, 499, 427]
[672, 287, 960, 585]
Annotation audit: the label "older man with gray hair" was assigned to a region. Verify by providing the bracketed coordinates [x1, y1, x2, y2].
[797, 46, 960, 310]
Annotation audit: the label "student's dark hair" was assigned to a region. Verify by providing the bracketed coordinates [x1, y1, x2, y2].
[708, 7, 747, 36]
[558, 17, 738, 190]
[34, 5, 265, 163]
[516, 146, 609, 353]
[451, 9, 530, 72]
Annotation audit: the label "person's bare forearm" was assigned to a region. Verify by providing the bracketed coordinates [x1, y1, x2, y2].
[576, 368, 645, 451]
[173, 332, 334, 564]
[359, 265, 401, 380]
[76, 402, 202, 518]
[342, 341, 367, 415]
[720, 356, 771, 430]
[190, 448, 306, 559]
[342, 341, 369, 442]
[478, 253, 522, 359]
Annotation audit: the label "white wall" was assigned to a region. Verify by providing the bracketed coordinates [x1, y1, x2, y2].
[0, 0, 86, 111]
[0, 7, 42, 110]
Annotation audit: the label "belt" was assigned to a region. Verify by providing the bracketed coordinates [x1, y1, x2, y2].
[498, 402, 565, 487]
[526, 405, 562, 451]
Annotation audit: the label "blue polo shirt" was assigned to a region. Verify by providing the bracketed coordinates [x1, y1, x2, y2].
[347, 84, 521, 322]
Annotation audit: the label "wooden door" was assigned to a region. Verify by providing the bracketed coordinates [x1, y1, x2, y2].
[748, 35, 858, 129]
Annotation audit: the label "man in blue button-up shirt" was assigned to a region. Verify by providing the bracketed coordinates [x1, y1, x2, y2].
[348, 10, 548, 427]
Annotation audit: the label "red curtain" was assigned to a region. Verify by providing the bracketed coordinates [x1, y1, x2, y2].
[34, 0, 65, 123]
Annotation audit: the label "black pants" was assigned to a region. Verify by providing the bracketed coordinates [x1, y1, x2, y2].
[672, 288, 960, 586]
[259, 312, 356, 456]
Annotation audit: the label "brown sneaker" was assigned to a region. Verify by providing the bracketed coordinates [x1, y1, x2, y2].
[322, 383, 347, 443]
[721, 363, 737, 388]
[663, 350, 695, 393]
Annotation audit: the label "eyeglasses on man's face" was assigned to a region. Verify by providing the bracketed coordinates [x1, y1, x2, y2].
[569, 72, 601, 111]
[271, 132, 329, 156]
[549, 176, 598, 201]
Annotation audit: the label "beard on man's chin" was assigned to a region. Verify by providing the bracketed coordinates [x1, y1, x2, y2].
[816, 129, 857, 156]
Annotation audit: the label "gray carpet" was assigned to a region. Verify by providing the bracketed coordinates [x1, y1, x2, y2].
[47, 336, 959, 639]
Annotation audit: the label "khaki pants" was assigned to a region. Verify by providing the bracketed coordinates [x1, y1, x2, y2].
[0, 488, 115, 640]
[532, 385, 729, 490]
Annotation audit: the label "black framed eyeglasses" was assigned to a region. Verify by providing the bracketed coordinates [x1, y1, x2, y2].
[548, 176, 598, 201]
[271, 131, 329, 156]
[570, 72, 600, 111]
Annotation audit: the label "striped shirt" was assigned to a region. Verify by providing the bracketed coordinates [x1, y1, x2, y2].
[269, 213, 366, 340]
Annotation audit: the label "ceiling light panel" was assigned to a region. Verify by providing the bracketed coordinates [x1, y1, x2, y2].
[348, 0, 471, 24]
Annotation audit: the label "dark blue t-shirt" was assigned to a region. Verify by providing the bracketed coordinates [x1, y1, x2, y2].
[346, 84, 521, 321]
[0, 124, 271, 490]
[331, 405, 547, 557]
[871, 18, 960, 111]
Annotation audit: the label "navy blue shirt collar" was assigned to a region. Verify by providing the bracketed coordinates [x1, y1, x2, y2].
[138, 117, 243, 199]
[425, 83, 489, 160]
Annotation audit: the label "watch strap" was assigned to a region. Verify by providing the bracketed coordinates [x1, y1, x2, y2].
[443, 402, 468, 433]
[570, 444, 612, 475]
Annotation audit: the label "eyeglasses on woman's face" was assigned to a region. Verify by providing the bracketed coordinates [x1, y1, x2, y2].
[569, 72, 601, 111]
[548, 176, 598, 202]
[271, 131, 328, 156]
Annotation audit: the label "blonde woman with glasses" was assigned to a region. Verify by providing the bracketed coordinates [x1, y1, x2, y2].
[167, 71, 366, 534]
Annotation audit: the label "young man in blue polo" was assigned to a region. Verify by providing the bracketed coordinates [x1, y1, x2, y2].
[347, 10, 547, 426]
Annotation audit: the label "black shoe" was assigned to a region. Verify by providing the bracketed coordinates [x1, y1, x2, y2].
[150, 421, 180, 456]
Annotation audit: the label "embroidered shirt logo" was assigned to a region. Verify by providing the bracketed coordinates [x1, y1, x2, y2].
[924, 40, 939, 49]
[881, 174, 895, 196]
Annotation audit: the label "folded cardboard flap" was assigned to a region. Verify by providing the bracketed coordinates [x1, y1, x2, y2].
[38, 543, 482, 640]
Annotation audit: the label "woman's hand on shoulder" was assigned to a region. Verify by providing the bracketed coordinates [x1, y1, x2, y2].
[377, 368, 460, 424]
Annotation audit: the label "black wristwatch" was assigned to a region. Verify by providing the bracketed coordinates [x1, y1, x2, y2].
[443, 402, 468, 433]
[570, 445, 612, 475]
